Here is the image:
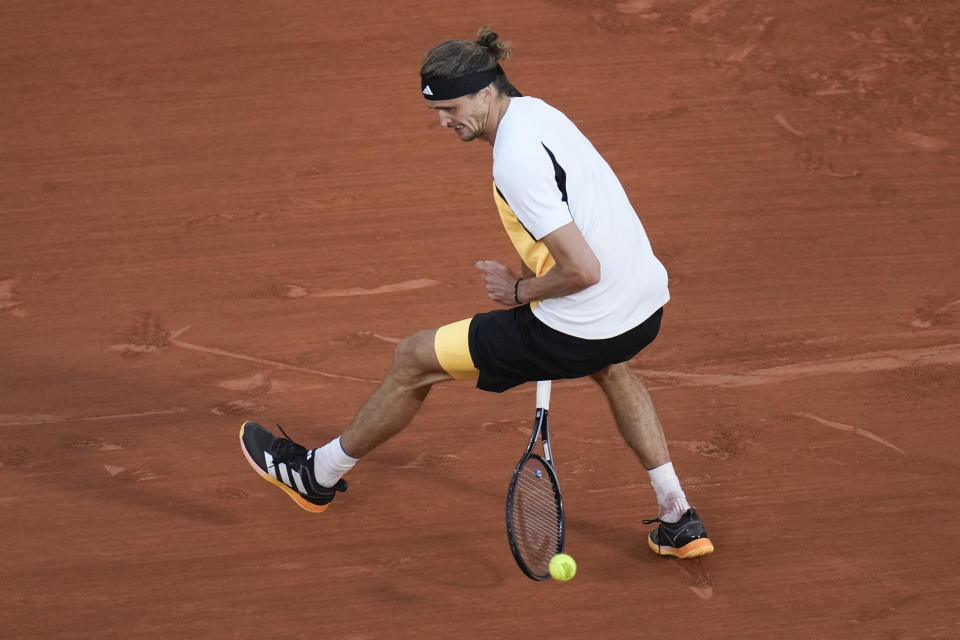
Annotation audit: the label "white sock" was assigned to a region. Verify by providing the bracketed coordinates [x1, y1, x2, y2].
[647, 461, 691, 523]
[312, 437, 357, 488]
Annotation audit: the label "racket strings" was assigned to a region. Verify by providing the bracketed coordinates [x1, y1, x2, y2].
[511, 457, 562, 574]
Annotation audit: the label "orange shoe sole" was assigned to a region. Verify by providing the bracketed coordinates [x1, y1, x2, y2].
[647, 535, 714, 559]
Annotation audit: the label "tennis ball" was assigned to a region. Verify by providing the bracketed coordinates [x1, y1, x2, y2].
[548, 553, 577, 581]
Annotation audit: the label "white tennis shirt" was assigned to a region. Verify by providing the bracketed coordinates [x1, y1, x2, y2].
[492, 97, 669, 339]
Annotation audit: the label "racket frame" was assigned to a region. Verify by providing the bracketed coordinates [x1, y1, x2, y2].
[505, 380, 566, 581]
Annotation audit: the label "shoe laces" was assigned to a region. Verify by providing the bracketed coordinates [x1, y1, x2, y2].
[269, 424, 310, 468]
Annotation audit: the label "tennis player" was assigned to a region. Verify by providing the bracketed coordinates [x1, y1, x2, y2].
[241, 27, 713, 559]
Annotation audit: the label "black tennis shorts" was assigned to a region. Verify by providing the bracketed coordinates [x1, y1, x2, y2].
[467, 305, 663, 393]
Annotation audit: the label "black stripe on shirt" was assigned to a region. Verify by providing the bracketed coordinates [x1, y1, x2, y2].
[541, 143, 568, 205]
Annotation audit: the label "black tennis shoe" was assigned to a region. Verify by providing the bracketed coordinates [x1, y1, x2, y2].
[643, 508, 714, 558]
[239, 421, 347, 513]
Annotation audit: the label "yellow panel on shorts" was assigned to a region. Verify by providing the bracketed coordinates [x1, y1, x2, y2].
[434, 318, 479, 380]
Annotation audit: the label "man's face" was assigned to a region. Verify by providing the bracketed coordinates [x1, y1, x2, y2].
[428, 89, 491, 142]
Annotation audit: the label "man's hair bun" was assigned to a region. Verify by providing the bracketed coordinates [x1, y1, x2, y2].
[476, 26, 511, 61]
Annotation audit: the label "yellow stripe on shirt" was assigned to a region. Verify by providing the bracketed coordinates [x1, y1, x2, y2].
[492, 181, 556, 279]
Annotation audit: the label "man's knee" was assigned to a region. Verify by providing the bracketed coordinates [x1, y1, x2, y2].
[393, 330, 434, 367]
[390, 330, 449, 389]
[591, 361, 633, 386]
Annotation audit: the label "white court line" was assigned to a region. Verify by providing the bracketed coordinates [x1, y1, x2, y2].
[0, 407, 186, 427]
[637, 343, 960, 389]
[931, 299, 960, 315]
[169, 327, 377, 384]
[794, 412, 907, 455]
[79, 408, 188, 422]
[306, 278, 440, 298]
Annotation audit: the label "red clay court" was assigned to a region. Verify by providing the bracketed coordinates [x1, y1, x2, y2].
[2, 1, 959, 638]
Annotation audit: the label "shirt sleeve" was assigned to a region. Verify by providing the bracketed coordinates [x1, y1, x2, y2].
[493, 142, 573, 241]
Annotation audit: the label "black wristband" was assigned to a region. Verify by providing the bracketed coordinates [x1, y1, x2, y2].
[513, 278, 523, 305]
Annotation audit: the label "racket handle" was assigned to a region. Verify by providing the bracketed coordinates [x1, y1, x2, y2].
[536, 380, 552, 410]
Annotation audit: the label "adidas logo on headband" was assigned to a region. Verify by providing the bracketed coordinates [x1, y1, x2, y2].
[423, 85, 434, 96]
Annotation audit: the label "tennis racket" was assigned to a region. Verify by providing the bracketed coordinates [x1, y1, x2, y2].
[506, 380, 565, 580]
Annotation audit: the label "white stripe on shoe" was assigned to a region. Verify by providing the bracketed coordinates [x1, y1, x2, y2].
[265, 450, 310, 496]
[290, 469, 308, 494]
[279, 464, 293, 488]
[265, 451, 278, 479]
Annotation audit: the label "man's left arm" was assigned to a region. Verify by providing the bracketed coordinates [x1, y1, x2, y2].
[477, 221, 600, 306]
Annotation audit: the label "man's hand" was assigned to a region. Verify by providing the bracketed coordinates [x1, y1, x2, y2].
[476, 260, 521, 306]
[476, 222, 602, 307]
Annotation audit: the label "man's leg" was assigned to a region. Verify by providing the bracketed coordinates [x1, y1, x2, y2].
[592, 362, 713, 558]
[591, 362, 691, 521]
[239, 328, 456, 513]
[591, 361, 669, 469]
[339, 329, 454, 458]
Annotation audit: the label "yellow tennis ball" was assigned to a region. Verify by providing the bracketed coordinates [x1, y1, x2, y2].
[548, 553, 577, 581]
